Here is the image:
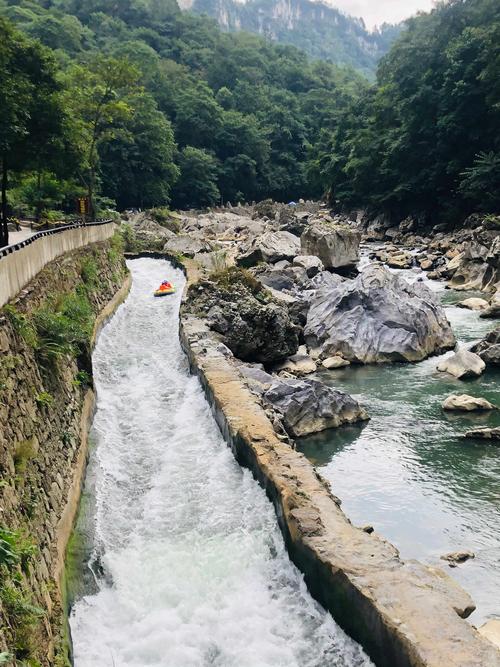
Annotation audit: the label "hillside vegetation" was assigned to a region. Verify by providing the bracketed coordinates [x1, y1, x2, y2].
[0, 0, 363, 235]
[0, 0, 498, 244]
[187, 0, 400, 77]
[317, 0, 500, 224]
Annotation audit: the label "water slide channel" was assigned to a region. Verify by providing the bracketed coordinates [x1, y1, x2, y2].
[69, 258, 372, 667]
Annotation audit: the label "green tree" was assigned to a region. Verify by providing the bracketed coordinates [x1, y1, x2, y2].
[99, 92, 179, 209]
[172, 146, 220, 209]
[0, 18, 66, 246]
[64, 55, 139, 218]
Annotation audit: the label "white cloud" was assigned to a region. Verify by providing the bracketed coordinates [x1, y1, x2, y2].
[329, 0, 436, 29]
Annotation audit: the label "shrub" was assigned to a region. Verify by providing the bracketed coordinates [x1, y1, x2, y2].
[34, 392, 53, 407]
[80, 257, 98, 286]
[211, 266, 261, 295]
[120, 224, 143, 253]
[33, 293, 93, 362]
[149, 207, 180, 233]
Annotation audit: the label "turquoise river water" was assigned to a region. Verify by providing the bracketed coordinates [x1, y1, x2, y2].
[298, 258, 500, 626]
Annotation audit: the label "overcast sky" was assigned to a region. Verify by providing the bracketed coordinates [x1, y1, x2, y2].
[330, 0, 436, 28]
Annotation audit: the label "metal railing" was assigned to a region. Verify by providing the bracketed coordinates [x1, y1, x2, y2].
[0, 219, 113, 260]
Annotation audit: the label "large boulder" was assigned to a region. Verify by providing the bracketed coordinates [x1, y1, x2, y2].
[305, 264, 455, 363]
[237, 231, 300, 267]
[448, 228, 500, 291]
[264, 377, 369, 437]
[442, 394, 495, 411]
[300, 222, 361, 270]
[480, 292, 500, 319]
[293, 254, 324, 278]
[471, 326, 500, 365]
[185, 268, 299, 364]
[437, 348, 485, 379]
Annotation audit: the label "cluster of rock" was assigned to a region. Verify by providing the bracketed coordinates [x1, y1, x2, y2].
[129, 201, 499, 445]
[363, 213, 500, 298]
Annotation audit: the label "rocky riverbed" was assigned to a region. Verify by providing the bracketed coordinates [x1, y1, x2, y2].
[122, 202, 500, 644]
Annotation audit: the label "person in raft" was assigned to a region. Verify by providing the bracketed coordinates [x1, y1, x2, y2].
[160, 280, 173, 289]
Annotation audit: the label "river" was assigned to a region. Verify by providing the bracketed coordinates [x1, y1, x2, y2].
[297, 251, 500, 626]
[69, 258, 372, 667]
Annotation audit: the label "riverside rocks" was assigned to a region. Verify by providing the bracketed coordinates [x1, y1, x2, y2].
[237, 230, 300, 267]
[437, 348, 486, 378]
[164, 233, 214, 257]
[442, 394, 496, 411]
[300, 221, 360, 270]
[457, 297, 490, 311]
[238, 365, 368, 436]
[264, 377, 369, 437]
[185, 268, 299, 364]
[472, 326, 500, 365]
[305, 264, 455, 363]
[441, 551, 475, 567]
[463, 427, 500, 441]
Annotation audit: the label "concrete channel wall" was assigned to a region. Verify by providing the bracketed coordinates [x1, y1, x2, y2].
[0, 221, 116, 308]
[174, 256, 500, 667]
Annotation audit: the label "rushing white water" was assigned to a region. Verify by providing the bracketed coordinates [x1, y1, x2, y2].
[70, 258, 372, 667]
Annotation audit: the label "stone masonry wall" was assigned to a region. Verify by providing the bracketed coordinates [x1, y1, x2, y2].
[0, 237, 128, 666]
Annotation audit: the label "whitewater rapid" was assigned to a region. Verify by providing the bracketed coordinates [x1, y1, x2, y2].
[70, 258, 372, 667]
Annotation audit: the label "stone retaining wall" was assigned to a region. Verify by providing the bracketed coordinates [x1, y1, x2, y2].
[178, 260, 500, 667]
[0, 239, 129, 665]
[0, 222, 116, 308]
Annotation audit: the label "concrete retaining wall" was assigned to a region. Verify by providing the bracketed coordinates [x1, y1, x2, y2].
[0, 222, 116, 307]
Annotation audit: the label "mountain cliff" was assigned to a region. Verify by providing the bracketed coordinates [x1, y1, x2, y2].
[180, 0, 401, 76]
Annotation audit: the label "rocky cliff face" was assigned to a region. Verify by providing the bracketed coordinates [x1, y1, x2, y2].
[0, 237, 128, 665]
[185, 0, 401, 75]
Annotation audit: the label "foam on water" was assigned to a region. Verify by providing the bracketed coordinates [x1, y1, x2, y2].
[70, 258, 372, 667]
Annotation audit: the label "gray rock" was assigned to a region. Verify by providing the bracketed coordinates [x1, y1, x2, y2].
[456, 298, 489, 311]
[437, 348, 486, 379]
[185, 269, 299, 364]
[463, 427, 500, 441]
[301, 222, 361, 270]
[263, 377, 369, 437]
[164, 234, 214, 258]
[275, 354, 317, 376]
[305, 264, 455, 363]
[471, 326, 500, 365]
[322, 356, 351, 369]
[237, 231, 300, 267]
[293, 254, 324, 278]
[480, 292, 500, 319]
[441, 551, 475, 567]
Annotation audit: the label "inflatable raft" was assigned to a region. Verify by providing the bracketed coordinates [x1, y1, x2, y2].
[154, 281, 175, 297]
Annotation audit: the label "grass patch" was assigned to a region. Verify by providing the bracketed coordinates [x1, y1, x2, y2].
[33, 292, 93, 363]
[3, 306, 37, 348]
[0, 527, 41, 662]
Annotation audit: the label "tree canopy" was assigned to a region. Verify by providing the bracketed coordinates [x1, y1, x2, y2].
[319, 0, 500, 224]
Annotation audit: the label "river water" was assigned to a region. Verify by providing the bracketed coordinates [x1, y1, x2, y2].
[298, 253, 500, 626]
[69, 259, 372, 667]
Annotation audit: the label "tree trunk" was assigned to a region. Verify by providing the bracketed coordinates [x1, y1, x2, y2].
[1, 156, 8, 248]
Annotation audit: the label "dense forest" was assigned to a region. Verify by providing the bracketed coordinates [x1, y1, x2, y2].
[187, 0, 400, 76]
[0, 0, 499, 246]
[315, 0, 500, 224]
[0, 0, 363, 240]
